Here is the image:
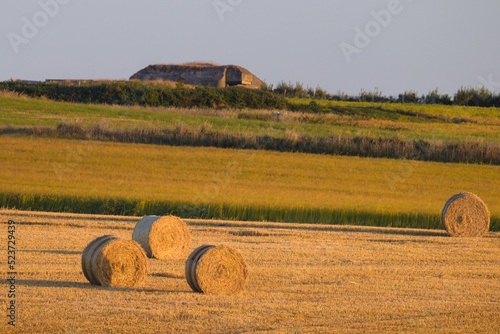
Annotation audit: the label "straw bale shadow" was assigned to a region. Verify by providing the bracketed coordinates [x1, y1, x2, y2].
[16, 279, 168, 293]
[17, 249, 81, 255]
[366, 239, 452, 245]
[150, 272, 185, 279]
[228, 230, 272, 237]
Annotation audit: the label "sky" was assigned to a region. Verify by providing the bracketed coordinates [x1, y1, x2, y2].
[1, 0, 499, 96]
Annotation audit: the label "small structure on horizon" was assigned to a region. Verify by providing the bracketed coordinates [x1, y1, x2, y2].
[130, 62, 264, 89]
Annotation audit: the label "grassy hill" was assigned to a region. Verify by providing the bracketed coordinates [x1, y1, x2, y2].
[1, 92, 499, 164]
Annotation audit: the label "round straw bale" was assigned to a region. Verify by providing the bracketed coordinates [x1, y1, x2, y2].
[185, 245, 249, 295]
[81, 236, 147, 288]
[441, 192, 490, 237]
[82, 235, 117, 285]
[132, 216, 191, 260]
[185, 245, 215, 292]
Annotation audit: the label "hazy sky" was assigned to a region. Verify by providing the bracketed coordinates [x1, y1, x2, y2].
[1, 0, 499, 96]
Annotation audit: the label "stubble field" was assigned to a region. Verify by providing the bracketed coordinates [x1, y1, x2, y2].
[1, 210, 499, 333]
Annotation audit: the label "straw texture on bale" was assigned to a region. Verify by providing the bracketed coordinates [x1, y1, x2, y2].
[132, 215, 191, 260]
[185, 245, 249, 295]
[441, 192, 490, 237]
[81, 235, 148, 288]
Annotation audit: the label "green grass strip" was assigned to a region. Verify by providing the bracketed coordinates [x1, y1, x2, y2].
[2, 192, 498, 231]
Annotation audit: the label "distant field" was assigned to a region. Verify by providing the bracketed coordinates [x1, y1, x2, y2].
[1, 136, 498, 230]
[1, 210, 499, 333]
[1, 94, 499, 143]
[289, 97, 500, 121]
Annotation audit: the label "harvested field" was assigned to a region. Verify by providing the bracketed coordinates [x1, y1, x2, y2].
[1, 210, 499, 333]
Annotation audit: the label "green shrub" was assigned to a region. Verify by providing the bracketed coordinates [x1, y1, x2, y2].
[0, 81, 286, 110]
